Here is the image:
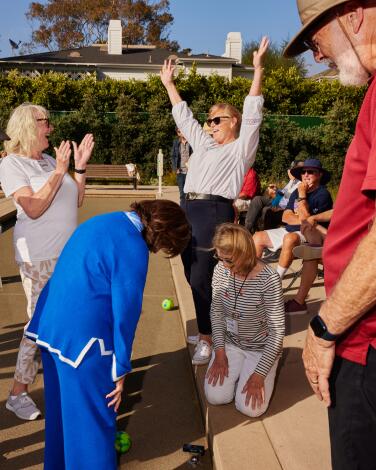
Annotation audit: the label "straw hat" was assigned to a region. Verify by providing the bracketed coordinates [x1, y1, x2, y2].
[284, 0, 350, 57]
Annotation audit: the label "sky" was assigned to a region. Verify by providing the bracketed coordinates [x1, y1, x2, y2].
[0, 0, 326, 76]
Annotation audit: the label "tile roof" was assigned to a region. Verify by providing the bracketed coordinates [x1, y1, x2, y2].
[0, 45, 237, 66]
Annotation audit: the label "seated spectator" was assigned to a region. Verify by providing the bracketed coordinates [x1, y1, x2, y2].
[204, 223, 284, 417]
[171, 127, 193, 203]
[233, 167, 260, 217]
[244, 160, 304, 233]
[253, 159, 333, 279]
[285, 209, 333, 315]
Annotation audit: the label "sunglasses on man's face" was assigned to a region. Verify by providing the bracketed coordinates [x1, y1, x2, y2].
[206, 116, 231, 126]
[36, 117, 50, 126]
[303, 38, 321, 55]
[213, 252, 235, 266]
[302, 169, 319, 176]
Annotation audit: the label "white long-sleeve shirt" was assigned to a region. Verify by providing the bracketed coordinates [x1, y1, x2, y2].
[172, 95, 264, 200]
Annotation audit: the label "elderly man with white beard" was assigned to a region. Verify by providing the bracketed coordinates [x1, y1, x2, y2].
[285, 1, 376, 469]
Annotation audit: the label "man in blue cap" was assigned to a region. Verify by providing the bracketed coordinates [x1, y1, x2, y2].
[285, 1, 376, 469]
[253, 158, 332, 278]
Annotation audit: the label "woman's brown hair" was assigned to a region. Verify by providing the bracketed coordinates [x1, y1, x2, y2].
[131, 199, 190, 257]
[212, 223, 257, 274]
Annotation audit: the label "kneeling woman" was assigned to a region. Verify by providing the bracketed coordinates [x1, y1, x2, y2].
[205, 223, 285, 417]
[26, 200, 190, 470]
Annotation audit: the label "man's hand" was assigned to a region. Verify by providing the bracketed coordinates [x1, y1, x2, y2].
[242, 372, 265, 409]
[206, 349, 228, 386]
[300, 218, 317, 238]
[302, 327, 335, 406]
[298, 182, 309, 198]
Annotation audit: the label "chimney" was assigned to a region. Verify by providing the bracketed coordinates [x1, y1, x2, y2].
[108, 20, 122, 55]
[223, 32, 242, 64]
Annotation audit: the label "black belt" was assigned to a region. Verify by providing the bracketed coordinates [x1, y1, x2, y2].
[186, 192, 232, 203]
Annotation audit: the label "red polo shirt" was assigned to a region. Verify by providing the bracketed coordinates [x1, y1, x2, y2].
[323, 76, 376, 365]
[239, 167, 260, 199]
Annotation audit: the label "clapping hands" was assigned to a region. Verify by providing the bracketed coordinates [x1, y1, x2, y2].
[73, 133, 95, 170]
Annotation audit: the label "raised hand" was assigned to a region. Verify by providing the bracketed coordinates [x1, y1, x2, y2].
[253, 36, 270, 69]
[72, 133, 94, 169]
[54, 140, 72, 174]
[160, 59, 176, 88]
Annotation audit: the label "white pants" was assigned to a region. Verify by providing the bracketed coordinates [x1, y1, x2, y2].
[204, 343, 279, 418]
[14, 258, 57, 384]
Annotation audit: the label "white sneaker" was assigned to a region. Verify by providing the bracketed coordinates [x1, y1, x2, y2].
[192, 340, 212, 365]
[187, 335, 199, 345]
[6, 392, 41, 420]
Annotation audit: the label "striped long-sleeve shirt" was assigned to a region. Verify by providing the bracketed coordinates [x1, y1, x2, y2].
[210, 262, 285, 377]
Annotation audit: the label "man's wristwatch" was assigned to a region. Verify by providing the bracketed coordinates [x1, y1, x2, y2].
[297, 196, 307, 202]
[310, 315, 339, 341]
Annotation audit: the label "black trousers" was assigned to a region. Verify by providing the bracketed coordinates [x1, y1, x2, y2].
[244, 195, 272, 232]
[328, 347, 376, 470]
[181, 199, 234, 335]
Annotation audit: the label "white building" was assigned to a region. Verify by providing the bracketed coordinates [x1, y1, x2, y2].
[0, 21, 253, 81]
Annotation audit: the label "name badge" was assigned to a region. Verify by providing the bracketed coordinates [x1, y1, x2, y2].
[226, 317, 238, 335]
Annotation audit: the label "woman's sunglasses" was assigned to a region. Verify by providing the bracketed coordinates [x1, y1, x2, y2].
[36, 117, 50, 126]
[213, 253, 234, 266]
[301, 169, 319, 175]
[206, 116, 231, 126]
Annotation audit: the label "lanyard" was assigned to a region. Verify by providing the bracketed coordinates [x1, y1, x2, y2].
[233, 271, 250, 313]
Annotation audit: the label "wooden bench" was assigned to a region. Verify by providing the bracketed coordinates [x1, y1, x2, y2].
[0, 197, 16, 233]
[85, 164, 138, 189]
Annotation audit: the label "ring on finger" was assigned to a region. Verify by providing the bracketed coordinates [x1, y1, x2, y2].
[310, 378, 319, 384]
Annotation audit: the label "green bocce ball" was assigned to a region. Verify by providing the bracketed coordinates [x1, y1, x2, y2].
[161, 298, 174, 310]
[115, 431, 132, 454]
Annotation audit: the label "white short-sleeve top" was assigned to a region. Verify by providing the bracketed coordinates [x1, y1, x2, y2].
[0, 153, 78, 262]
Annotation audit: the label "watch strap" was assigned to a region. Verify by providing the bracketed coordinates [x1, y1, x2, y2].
[310, 314, 339, 341]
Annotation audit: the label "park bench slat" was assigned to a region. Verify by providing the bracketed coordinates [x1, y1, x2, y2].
[85, 164, 138, 189]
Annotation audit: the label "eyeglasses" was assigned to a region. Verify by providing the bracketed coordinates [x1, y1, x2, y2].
[302, 169, 319, 175]
[213, 252, 234, 266]
[206, 116, 231, 126]
[36, 117, 50, 126]
[303, 38, 321, 55]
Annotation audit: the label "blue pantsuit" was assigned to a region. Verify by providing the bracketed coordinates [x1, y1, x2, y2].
[26, 211, 149, 468]
[42, 343, 117, 469]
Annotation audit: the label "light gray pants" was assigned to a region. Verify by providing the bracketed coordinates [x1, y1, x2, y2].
[14, 259, 57, 384]
[204, 343, 279, 417]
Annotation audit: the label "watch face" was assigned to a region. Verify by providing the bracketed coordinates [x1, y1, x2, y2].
[310, 315, 327, 337]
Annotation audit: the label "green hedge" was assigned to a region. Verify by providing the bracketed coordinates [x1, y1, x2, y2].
[0, 67, 366, 185]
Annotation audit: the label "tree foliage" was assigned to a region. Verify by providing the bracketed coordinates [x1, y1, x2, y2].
[242, 39, 307, 77]
[25, 0, 178, 51]
[0, 68, 366, 185]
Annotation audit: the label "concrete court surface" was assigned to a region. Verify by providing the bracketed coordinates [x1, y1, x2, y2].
[0, 195, 211, 470]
